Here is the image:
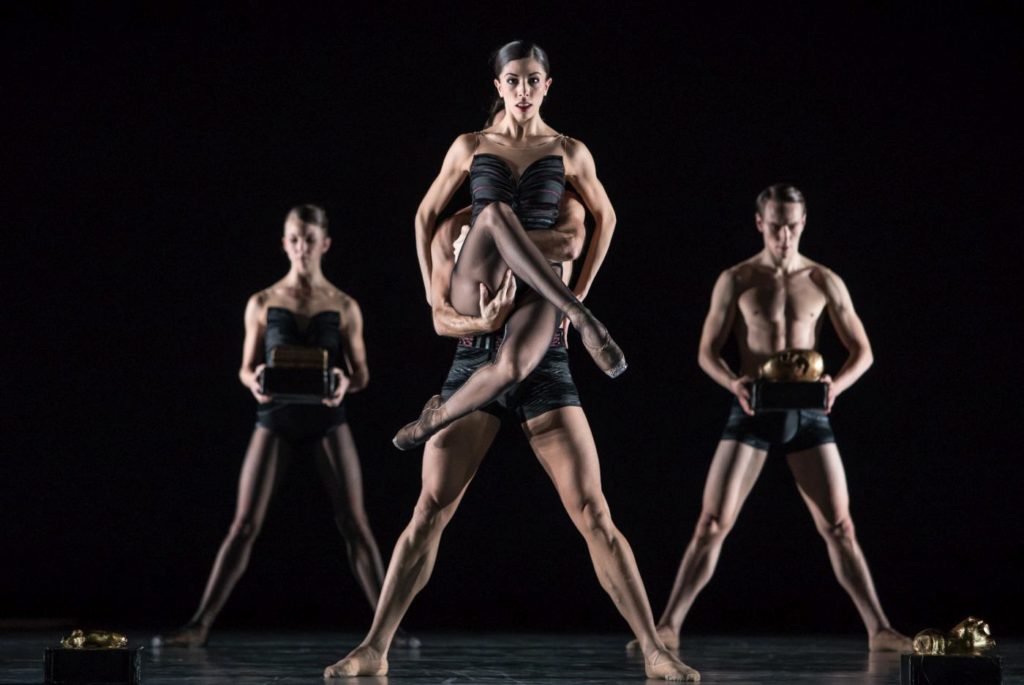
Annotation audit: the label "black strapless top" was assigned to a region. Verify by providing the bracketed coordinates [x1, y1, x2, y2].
[469, 153, 565, 230]
[257, 307, 347, 442]
[264, 307, 342, 366]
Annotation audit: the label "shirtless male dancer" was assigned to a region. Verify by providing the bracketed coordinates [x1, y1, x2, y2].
[324, 196, 699, 681]
[645, 184, 911, 653]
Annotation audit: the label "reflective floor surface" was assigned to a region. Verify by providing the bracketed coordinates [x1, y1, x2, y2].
[1, 632, 1019, 684]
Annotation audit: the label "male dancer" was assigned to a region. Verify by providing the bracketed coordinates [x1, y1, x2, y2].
[648, 184, 911, 652]
[325, 196, 699, 680]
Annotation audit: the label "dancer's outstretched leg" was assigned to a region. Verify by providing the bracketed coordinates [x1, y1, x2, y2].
[630, 440, 766, 652]
[155, 427, 288, 647]
[786, 444, 911, 652]
[326, 413, 499, 677]
[394, 294, 557, 449]
[525, 407, 699, 681]
[451, 202, 624, 377]
[314, 423, 386, 609]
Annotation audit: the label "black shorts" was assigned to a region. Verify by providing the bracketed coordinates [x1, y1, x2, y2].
[720, 399, 835, 453]
[256, 402, 347, 444]
[440, 333, 581, 423]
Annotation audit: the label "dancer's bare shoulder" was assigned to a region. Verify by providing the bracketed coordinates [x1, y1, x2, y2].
[561, 135, 596, 178]
[723, 257, 765, 287]
[322, 285, 360, 321]
[244, 288, 272, 321]
[806, 260, 837, 285]
[442, 132, 481, 173]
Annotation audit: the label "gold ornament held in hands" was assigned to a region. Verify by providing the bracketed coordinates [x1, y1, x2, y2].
[759, 349, 824, 382]
[61, 630, 128, 649]
[912, 617, 996, 655]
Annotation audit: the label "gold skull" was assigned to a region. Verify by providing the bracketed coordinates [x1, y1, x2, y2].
[759, 349, 824, 382]
[912, 617, 996, 655]
[948, 617, 996, 654]
[912, 629, 947, 655]
[61, 630, 128, 649]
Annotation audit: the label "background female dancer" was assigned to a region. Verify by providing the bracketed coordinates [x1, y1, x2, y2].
[392, 41, 626, 450]
[156, 205, 388, 647]
[325, 43, 700, 681]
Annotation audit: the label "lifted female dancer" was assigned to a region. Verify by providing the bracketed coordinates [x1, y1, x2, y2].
[392, 40, 626, 450]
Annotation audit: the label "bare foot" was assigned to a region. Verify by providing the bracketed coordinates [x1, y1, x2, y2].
[869, 627, 912, 652]
[645, 647, 700, 681]
[151, 622, 208, 648]
[627, 626, 679, 654]
[323, 645, 387, 678]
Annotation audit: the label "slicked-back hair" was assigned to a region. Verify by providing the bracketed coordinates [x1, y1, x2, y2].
[755, 184, 806, 217]
[287, 204, 329, 236]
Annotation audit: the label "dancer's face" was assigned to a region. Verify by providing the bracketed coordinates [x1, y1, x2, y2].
[756, 201, 806, 261]
[493, 58, 551, 124]
[282, 217, 330, 272]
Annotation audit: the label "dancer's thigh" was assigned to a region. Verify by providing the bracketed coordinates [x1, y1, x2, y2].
[450, 224, 510, 315]
[420, 411, 501, 507]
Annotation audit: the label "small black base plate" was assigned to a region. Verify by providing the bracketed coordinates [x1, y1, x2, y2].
[44, 647, 142, 684]
[899, 653, 1001, 685]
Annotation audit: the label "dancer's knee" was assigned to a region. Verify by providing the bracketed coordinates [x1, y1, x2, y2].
[228, 517, 262, 542]
[476, 201, 514, 228]
[574, 497, 616, 546]
[334, 508, 370, 540]
[409, 496, 449, 542]
[694, 510, 735, 543]
[818, 513, 856, 543]
[494, 352, 532, 384]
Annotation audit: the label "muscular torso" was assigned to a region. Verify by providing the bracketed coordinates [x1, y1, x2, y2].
[732, 260, 829, 377]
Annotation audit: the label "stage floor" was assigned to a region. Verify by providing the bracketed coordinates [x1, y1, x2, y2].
[1, 632, 1019, 684]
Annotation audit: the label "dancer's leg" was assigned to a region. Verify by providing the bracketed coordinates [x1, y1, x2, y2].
[394, 294, 559, 449]
[325, 412, 500, 677]
[524, 407, 699, 681]
[314, 423, 385, 610]
[156, 426, 289, 647]
[450, 202, 624, 375]
[786, 443, 911, 651]
[650, 440, 767, 649]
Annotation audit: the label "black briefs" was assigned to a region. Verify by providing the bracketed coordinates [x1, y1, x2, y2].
[441, 331, 580, 422]
[256, 403, 347, 445]
[720, 398, 835, 453]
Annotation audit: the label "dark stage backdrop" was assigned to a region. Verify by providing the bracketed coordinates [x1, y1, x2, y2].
[3, 4, 1022, 636]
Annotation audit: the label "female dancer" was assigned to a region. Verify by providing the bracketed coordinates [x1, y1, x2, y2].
[326, 43, 700, 681]
[392, 40, 627, 450]
[156, 205, 388, 646]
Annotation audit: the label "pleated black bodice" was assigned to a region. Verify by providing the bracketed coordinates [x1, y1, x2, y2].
[469, 153, 565, 230]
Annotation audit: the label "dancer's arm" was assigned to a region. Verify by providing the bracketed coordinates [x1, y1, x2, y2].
[238, 293, 271, 404]
[340, 296, 370, 393]
[816, 267, 873, 410]
[697, 269, 752, 414]
[527, 190, 586, 262]
[414, 134, 475, 306]
[564, 140, 616, 301]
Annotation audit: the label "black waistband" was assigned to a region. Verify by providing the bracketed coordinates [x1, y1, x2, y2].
[457, 328, 565, 350]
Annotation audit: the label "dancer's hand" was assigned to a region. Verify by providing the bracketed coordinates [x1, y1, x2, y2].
[729, 375, 755, 415]
[820, 374, 836, 413]
[479, 269, 516, 332]
[323, 368, 351, 407]
[249, 364, 272, 404]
